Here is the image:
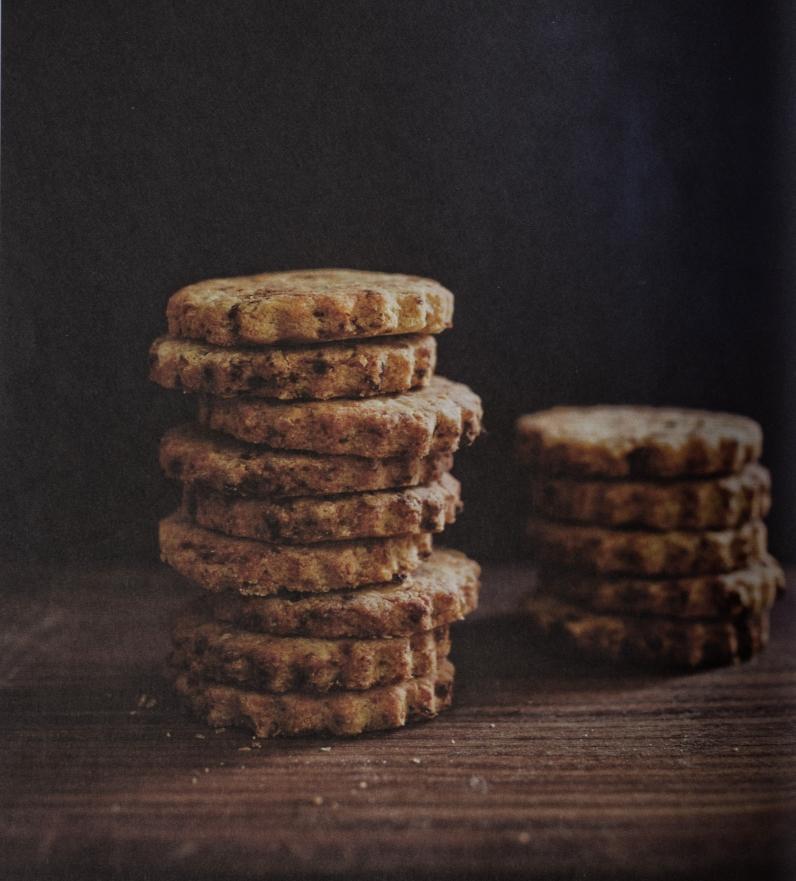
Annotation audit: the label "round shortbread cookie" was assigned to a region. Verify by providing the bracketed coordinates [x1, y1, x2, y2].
[205, 549, 480, 638]
[529, 463, 771, 530]
[172, 660, 455, 737]
[159, 511, 432, 596]
[539, 555, 784, 619]
[187, 473, 461, 544]
[196, 376, 482, 459]
[527, 517, 767, 576]
[171, 611, 450, 693]
[148, 334, 436, 400]
[160, 424, 453, 499]
[524, 595, 769, 668]
[516, 406, 762, 478]
[165, 268, 454, 346]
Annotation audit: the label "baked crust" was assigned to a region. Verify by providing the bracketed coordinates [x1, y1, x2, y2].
[160, 511, 432, 595]
[172, 611, 450, 693]
[188, 473, 461, 543]
[196, 376, 482, 458]
[205, 549, 480, 638]
[172, 660, 455, 737]
[148, 333, 436, 400]
[516, 406, 762, 478]
[165, 268, 454, 346]
[529, 463, 771, 530]
[524, 595, 769, 668]
[160, 424, 453, 498]
[526, 517, 767, 576]
[539, 555, 783, 618]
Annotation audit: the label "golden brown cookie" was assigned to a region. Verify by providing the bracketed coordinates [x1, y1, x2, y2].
[160, 424, 453, 498]
[187, 473, 461, 544]
[529, 463, 771, 530]
[148, 334, 436, 400]
[159, 511, 432, 595]
[165, 268, 454, 346]
[196, 376, 482, 458]
[172, 660, 455, 737]
[205, 549, 480, 638]
[172, 611, 450, 693]
[516, 406, 762, 478]
[524, 595, 769, 668]
[527, 517, 767, 576]
[539, 555, 784, 619]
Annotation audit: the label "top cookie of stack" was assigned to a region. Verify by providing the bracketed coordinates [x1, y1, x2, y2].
[516, 406, 784, 669]
[150, 269, 483, 738]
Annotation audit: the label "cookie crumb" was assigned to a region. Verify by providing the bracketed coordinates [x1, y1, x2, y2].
[312, 795, 324, 806]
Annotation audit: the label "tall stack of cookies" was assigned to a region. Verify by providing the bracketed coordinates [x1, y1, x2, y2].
[149, 269, 482, 737]
[516, 406, 784, 668]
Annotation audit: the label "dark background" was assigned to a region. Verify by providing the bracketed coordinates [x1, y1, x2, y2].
[2, 0, 794, 565]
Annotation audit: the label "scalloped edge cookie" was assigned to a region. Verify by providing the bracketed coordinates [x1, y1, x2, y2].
[166, 268, 454, 346]
[196, 376, 482, 458]
[160, 511, 432, 595]
[149, 333, 436, 400]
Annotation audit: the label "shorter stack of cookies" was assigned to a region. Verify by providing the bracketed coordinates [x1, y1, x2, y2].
[516, 406, 784, 668]
[149, 269, 482, 737]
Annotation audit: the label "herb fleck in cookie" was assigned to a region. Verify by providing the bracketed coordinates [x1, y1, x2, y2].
[524, 595, 769, 668]
[188, 473, 461, 544]
[530, 463, 771, 530]
[166, 268, 454, 346]
[205, 549, 480, 638]
[197, 376, 482, 459]
[172, 660, 455, 737]
[539, 555, 783, 619]
[516, 406, 762, 478]
[172, 611, 450, 693]
[148, 334, 436, 400]
[159, 511, 432, 595]
[161, 424, 453, 499]
[527, 517, 767, 576]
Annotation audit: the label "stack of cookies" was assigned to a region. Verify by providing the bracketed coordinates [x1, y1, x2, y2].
[516, 406, 784, 668]
[149, 269, 482, 737]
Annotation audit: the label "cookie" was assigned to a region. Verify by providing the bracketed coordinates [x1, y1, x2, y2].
[188, 473, 461, 544]
[171, 610, 450, 693]
[160, 424, 453, 498]
[516, 406, 762, 478]
[172, 660, 455, 737]
[196, 376, 482, 458]
[527, 517, 767, 576]
[148, 333, 436, 400]
[524, 595, 769, 668]
[539, 555, 784, 618]
[529, 463, 771, 530]
[165, 268, 454, 346]
[205, 549, 480, 638]
[159, 511, 432, 595]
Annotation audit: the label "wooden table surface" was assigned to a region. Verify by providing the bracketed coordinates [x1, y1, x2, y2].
[1, 562, 794, 881]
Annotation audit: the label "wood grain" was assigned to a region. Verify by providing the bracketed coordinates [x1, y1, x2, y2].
[1, 563, 794, 880]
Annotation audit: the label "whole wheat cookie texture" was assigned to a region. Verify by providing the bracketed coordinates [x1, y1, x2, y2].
[148, 334, 436, 400]
[524, 595, 769, 668]
[516, 405, 762, 477]
[172, 610, 450, 693]
[539, 555, 783, 619]
[165, 268, 454, 346]
[527, 517, 768, 576]
[172, 660, 455, 737]
[197, 376, 482, 459]
[205, 549, 481, 638]
[188, 473, 462, 544]
[530, 463, 771, 530]
[159, 511, 432, 595]
[160, 424, 453, 499]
